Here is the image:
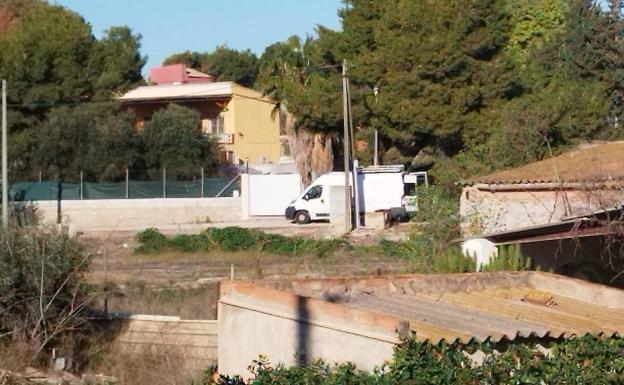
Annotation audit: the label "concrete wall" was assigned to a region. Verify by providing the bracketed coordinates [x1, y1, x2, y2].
[218, 283, 398, 379]
[35, 197, 241, 233]
[460, 185, 624, 235]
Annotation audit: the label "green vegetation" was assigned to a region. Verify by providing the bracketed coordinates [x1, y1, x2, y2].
[481, 244, 531, 272]
[0, 223, 93, 361]
[142, 104, 221, 179]
[0, 1, 222, 182]
[164, 46, 259, 87]
[135, 227, 350, 257]
[206, 335, 624, 385]
[3, 0, 624, 185]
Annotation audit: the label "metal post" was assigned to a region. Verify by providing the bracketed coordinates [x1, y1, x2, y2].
[201, 167, 205, 198]
[125, 168, 129, 199]
[38, 170, 42, 183]
[374, 129, 379, 166]
[162, 168, 166, 198]
[79, 171, 83, 200]
[2, 80, 7, 229]
[346, 76, 360, 228]
[341, 61, 352, 233]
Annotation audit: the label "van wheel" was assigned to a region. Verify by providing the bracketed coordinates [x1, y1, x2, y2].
[295, 211, 310, 225]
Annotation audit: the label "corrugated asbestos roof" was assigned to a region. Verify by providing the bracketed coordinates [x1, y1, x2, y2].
[471, 141, 624, 185]
[347, 287, 622, 343]
[230, 272, 624, 345]
[119, 81, 234, 101]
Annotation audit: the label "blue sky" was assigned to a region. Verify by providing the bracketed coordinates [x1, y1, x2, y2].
[52, 0, 343, 72]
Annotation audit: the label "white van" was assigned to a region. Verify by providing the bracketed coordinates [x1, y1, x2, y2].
[284, 166, 426, 224]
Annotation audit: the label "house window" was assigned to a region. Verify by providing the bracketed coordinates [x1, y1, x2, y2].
[201, 114, 223, 136]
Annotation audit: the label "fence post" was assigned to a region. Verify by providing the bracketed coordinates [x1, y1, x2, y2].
[201, 167, 205, 198]
[125, 168, 129, 199]
[79, 171, 83, 200]
[38, 170, 42, 183]
[163, 168, 166, 198]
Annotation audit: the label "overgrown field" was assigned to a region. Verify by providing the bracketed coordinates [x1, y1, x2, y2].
[133, 225, 527, 275]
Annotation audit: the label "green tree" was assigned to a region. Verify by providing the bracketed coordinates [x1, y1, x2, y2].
[0, 2, 96, 108]
[32, 103, 141, 182]
[164, 46, 258, 87]
[90, 26, 147, 100]
[142, 104, 220, 178]
[162, 50, 205, 69]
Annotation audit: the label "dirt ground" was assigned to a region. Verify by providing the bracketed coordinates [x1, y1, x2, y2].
[81, 220, 413, 319]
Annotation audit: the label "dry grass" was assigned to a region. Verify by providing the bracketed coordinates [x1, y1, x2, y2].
[477, 141, 624, 183]
[0, 340, 37, 372]
[105, 283, 219, 319]
[85, 344, 208, 385]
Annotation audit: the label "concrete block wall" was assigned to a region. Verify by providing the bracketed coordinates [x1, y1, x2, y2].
[34, 197, 242, 233]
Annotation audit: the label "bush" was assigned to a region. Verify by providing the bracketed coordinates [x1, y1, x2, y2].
[134, 226, 349, 257]
[169, 233, 211, 253]
[0, 224, 93, 361]
[206, 227, 259, 252]
[135, 227, 168, 254]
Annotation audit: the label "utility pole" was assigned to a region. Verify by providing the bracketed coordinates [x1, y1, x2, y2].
[2, 80, 7, 230]
[341, 60, 352, 233]
[373, 86, 379, 166]
[345, 73, 360, 228]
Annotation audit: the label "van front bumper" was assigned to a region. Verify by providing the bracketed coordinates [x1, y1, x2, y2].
[285, 206, 296, 220]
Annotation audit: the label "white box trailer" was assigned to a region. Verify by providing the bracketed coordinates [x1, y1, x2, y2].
[284, 166, 427, 224]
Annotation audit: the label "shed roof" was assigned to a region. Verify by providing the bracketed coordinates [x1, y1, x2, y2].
[221, 272, 624, 345]
[474, 141, 624, 185]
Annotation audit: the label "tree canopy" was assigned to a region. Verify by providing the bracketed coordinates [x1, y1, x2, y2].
[249, 0, 624, 182]
[3, 0, 624, 185]
[164, 46, 258, 87]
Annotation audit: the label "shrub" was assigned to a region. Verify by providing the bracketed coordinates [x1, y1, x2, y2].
[0, 224, 93, 361]
[481, 244, 530, 272]
[135, 227, 168, 254]
[205, 227, 259, 252]
[134, 226, 349, 257]
[169, 233, 211, 253]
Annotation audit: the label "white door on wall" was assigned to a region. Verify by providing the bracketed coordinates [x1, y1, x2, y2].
[248, 174, 302, 216]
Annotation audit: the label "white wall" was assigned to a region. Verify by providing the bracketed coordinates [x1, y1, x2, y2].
[241, 174, 302, 217]
[35, 197, 242, 232]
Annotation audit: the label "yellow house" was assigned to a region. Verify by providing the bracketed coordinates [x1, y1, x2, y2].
[120, 66, 286, 165]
